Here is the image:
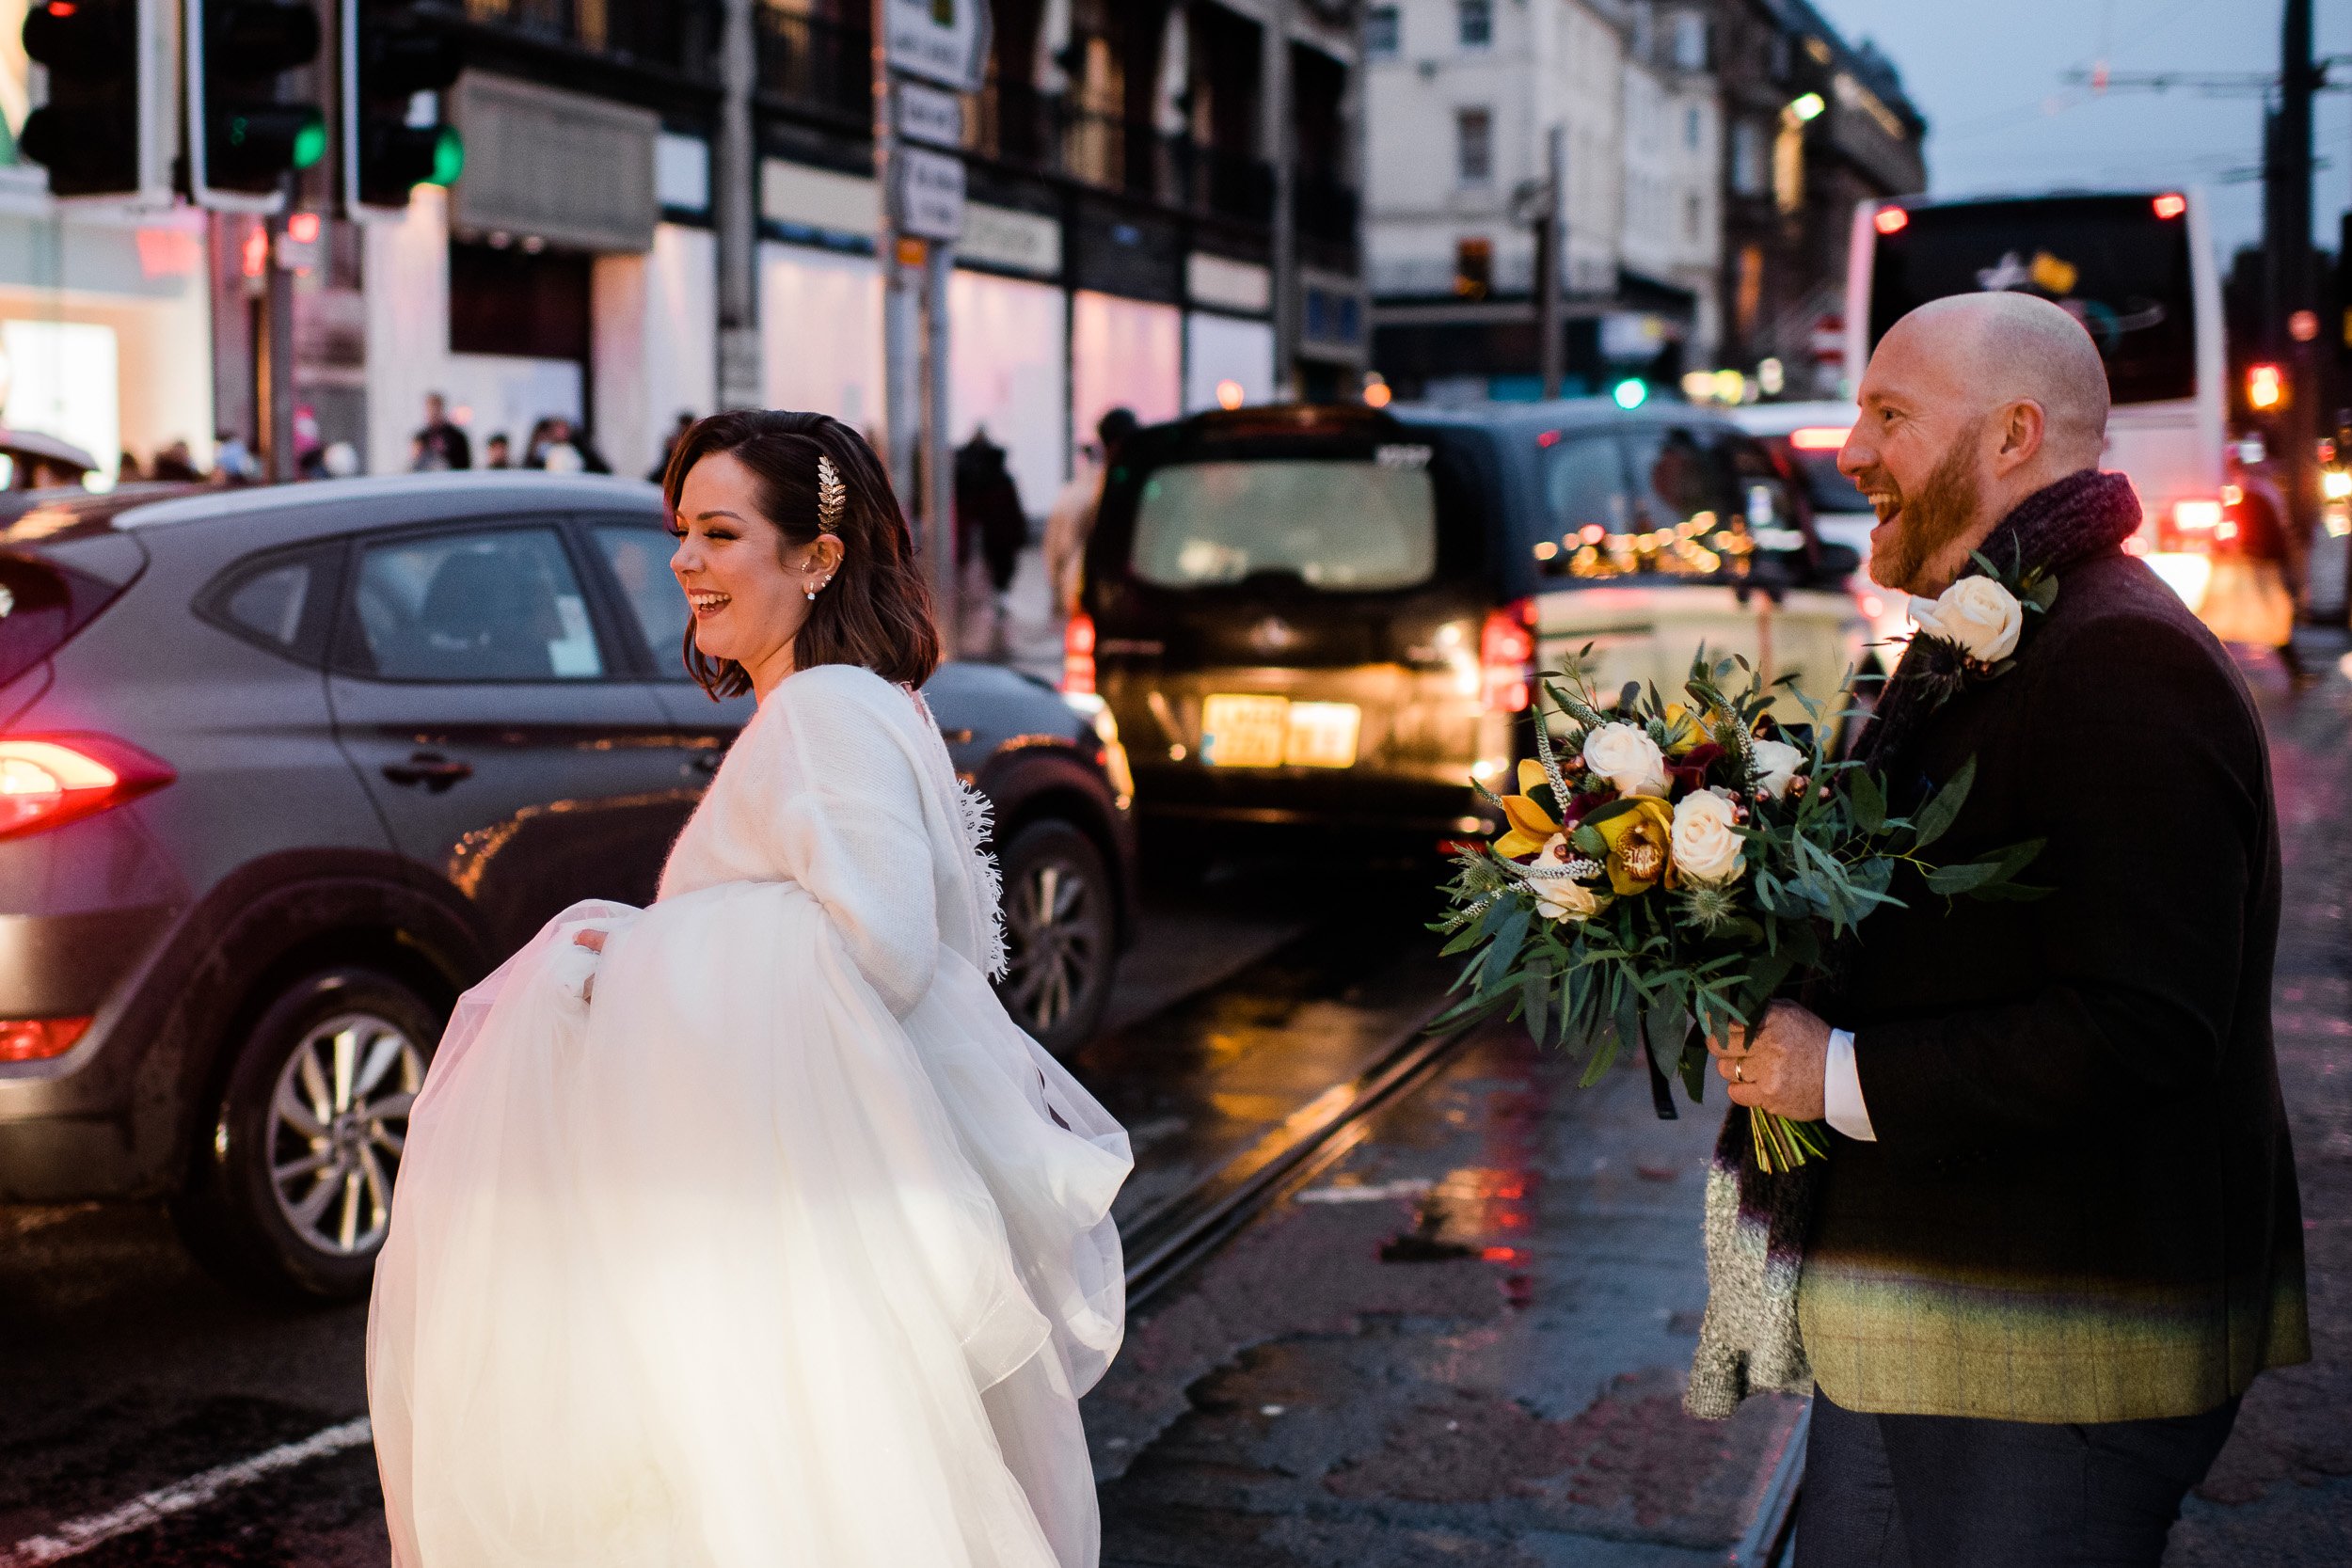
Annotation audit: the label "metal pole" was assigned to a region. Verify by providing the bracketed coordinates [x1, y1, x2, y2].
[1265, 0, 1296, 400]
[715, 0, 762, 410]
[1540, 124, 1565, 399]
[874, 5, 924, 578]
[260, 213, 295, 483]
[926, 244, 959, 655]
[2276, 0, 2321, 616]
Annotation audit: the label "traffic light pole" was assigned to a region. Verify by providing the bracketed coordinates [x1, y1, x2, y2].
[2276, 0, 2322, 620]
[253, 210, 296, 483]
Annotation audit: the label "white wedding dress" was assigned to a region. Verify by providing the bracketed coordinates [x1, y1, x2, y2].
[367, 663, 1133, 1568]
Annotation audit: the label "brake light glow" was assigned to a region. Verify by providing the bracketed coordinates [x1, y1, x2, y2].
[1873, 206, 1909, 235]
[0, 1016, 91, 1064]
[0, 736, 176, 840]
[1788, 425, 1851, 451]
[2326, 470, 2352, 501]
[2173, 499, 2223, 532]
[1480, 602, 1535, 714]
[1061, 611, 1097, 696]
[2153, 193, 2187, 220]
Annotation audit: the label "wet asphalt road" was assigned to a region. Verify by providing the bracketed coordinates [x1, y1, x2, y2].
[8, 646, 2351, 1568]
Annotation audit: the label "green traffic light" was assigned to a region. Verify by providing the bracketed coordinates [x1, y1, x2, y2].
[293, 116, 326, 170]
[429, 127, 466, 187]
[1613, 378, 1648, 410]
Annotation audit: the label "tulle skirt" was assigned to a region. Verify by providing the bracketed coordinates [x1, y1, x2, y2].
[366, 882, 1131, 1568]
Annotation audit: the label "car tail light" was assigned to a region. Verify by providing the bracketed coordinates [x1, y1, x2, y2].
[1788, 425, 1851, 451]
[1480, 601, 1535, 714]
[1061, 611, 1097, 696]
[0, 1016, 90, 1063]
[2153, 192, 2187, 220]
[0, 735, 176, 840]
[2172, 499, 2223, 535]
[1873, 205, 1909, 235]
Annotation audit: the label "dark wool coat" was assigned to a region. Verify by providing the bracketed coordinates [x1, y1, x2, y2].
[1799, 542, 2311, 1421]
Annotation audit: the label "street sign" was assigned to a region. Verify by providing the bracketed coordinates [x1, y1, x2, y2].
[896, 80, 965, 150]
[895, 145, 966, 241]
[884, 0, 991, 92]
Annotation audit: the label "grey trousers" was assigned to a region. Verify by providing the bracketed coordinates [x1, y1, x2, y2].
[1794, 1386, 2240, 1568]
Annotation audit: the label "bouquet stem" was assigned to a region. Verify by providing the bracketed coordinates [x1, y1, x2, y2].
[1751, 1110, 1829, 1173]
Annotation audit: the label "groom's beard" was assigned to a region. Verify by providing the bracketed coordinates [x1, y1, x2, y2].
[1865, 418, 1990, 594]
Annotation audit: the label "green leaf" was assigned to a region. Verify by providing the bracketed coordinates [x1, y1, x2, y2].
[1851, 768, 1887, 835]
[1522, 960, 1552, 1043]
[1581, 796, 1644, 826]
[1909, 755, 1976, 851]
[1571, 823, 1608, 857]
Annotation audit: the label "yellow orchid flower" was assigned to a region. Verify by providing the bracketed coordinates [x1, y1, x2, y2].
[1493, 757, 1562, 859]
[1592, 797, 1677, 895]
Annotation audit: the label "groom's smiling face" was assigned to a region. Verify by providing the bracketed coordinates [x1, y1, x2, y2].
[1837, 326, 2003, 596]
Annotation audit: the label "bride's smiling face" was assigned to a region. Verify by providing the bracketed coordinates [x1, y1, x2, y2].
[670, 451, 841, 692]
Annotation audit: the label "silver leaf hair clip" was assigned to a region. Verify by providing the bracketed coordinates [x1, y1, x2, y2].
[816, 454, 846, 534]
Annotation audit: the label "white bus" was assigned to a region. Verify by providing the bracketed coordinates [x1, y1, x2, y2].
[1844, 190, 2228, 609]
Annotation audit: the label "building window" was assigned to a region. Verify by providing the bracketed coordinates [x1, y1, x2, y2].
[1684, 192, 1701, 243]
[1367, 5, 1400, 59]
[1730, 119, 1767, 197]
[1457, 0, 1492, 49]
[1454, 236, 1493, 299]
[1685, 105, 1701, 151]
[1455, 107, 1492, 184]
[1673, 12, 1708, 71]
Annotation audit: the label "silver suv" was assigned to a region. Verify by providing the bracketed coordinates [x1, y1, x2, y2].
[0, 473, 1136, 1296]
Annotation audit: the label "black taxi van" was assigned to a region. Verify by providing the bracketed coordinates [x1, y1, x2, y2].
[1063, 401, 1864, 858]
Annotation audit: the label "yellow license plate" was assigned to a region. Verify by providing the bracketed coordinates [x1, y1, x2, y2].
[1200, 694, 1360, 769]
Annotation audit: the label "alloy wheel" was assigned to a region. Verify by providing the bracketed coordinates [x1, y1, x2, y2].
[1005, 855, 1103, 1033]
[264, 1010, 424, 1258]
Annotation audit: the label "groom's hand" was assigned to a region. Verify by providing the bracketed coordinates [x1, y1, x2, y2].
[1709, 1001, 1831, 1121]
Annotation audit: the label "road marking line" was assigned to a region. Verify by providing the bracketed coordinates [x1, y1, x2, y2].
[0, 1418, 373, 1566]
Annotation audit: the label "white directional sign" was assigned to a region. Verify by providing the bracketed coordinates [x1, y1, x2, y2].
[897, 81, 966, 150]
[885, 0, 993, 92]
[896, 146, 967, 241]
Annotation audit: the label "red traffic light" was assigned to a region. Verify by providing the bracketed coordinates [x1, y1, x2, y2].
[1872, 206, 1909, 235]
[2153, 193, 2187, 220]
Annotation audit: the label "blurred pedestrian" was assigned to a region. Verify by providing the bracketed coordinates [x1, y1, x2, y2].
[954, 429, 1028, 657]
[1705, 293, 2306, 1566]
[115, 450, 141, 483]
[411, 392, 470, 471]
[521, 417, 559, 468]
[322, 441, 360, 478]
[484, 433, 512, 470]
[1043, 407, 1137, 614]
[649, 410, 695, 483]
[213, 429, 259, 484]
[151, 440, 202, 483]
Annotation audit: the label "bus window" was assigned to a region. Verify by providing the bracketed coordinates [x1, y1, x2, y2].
[1867, 196, 2197, 405]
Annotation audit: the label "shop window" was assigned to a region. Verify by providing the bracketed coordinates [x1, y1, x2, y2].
[448, 241, 592, 361]
[1455, 107, 1492, 185]
[1454, 236, 1492, 300]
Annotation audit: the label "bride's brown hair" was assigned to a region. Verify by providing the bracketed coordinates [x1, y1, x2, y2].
[663, 410, 940, 697]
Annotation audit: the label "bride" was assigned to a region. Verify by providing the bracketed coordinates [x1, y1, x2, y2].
[367, 410, 1133, 1567]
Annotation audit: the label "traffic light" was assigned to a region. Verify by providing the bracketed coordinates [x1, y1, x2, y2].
[342, 2, 465, 213]
[188, 0, 326, 208]
[2248, 362, 2288, 414]
[17, 1, 171, 199]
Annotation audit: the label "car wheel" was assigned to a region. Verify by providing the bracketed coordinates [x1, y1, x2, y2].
[175, 967, 439, 1300]
[995, 819, 1118, 1054]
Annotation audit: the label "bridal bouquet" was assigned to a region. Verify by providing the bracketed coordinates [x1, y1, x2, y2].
[1431, 650, 2045, 1170]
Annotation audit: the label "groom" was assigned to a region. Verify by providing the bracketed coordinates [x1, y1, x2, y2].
[1716, 292, 2308, 1566]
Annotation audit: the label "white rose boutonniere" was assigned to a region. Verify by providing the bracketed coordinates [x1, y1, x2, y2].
[1529, 834, 1610, 923]
[1747, 737, 1806, 800]
[1913, 575, 2023, 665]
[1582, 721, 1671, 798]
[1670, 789, 1745, 886]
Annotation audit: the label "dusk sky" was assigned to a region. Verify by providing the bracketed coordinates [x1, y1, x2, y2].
[1808, 0, 2352, 260]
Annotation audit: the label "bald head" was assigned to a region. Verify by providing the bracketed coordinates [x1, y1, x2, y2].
[1838, 292, 2117, 594]
[1880, 292, 2111, 468]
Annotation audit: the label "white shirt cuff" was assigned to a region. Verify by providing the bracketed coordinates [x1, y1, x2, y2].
[1824, 1027, 1878, 1143]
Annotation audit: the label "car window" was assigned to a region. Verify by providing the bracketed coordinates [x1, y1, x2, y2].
[1535, 434, 1630, 571]
[0, 552, 123, 688]
[1540, 424, 1810, 582]
[1129, 456, 1438, 591]
[345, 527, 605, 681]
[590, 523, 690, 676]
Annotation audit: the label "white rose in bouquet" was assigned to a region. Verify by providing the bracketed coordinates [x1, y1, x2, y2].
[1912, 575, 2023, 663]
[1530, 835, 1609, 923]
[1748, 737, 1806, 800]
[1582, 721, 1670, 798]
[1671, 789, 1745, 885]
